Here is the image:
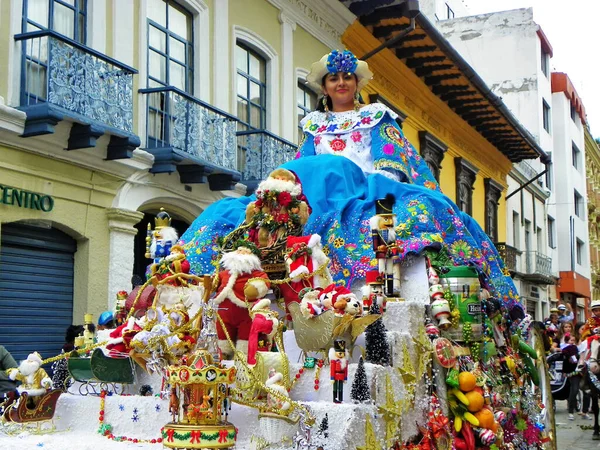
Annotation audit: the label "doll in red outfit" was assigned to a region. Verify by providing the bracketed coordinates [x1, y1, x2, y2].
[247, 299, 279, 365]
[213, 242, 270, 359]
[279, 234, 332, 319]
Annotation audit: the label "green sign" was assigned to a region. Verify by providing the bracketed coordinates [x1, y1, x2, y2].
[0, 185, 54, 212]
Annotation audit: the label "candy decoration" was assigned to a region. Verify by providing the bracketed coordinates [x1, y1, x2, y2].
[479, 428, 496, 446]
[433, 338, 457, 368]
[494, 410, 507, 426]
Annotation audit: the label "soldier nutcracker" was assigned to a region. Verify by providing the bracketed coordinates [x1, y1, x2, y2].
[370, 194, 400, 297]
[362, 270, 386, 313]
[329, 339, 349, 404]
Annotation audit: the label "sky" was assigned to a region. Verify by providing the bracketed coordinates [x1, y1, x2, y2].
[462, 0, 600, 137]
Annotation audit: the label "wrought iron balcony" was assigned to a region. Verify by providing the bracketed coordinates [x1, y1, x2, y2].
[236, 130, 297, 189]
[140, 86, 240, 190]
[14, 30, 139, 159]
[494, 242, 519, 273]
[524, 251, 555, 284]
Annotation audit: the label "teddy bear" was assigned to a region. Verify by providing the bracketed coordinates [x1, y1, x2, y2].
[319, 284, 362, 317]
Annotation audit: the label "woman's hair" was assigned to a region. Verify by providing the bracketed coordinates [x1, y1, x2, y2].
[575, 321, 586, 342]
[315, 73, 361, 112]
[558, 320, 574, 341]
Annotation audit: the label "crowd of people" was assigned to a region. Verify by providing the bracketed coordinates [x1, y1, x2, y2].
[545, 301, 599, 421]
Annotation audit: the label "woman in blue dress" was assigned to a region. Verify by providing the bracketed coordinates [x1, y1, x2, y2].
[181, 50, 521, 313]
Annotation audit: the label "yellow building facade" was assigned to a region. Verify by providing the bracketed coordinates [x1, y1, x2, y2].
[586, 126, 600, 305]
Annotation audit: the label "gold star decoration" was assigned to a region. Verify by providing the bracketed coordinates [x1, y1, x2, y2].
[413, 327, 433, 380]
[356, 414, 380, 450]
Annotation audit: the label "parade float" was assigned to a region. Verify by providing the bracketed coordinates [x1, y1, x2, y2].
[0, 180, 556, 450]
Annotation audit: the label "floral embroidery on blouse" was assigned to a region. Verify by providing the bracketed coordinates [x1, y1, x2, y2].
[351, 131, 362, 143]
[329, 137, 347, 152]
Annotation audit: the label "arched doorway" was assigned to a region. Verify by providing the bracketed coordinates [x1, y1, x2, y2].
[132, 212, 190, 285]
[0, 222, 76, 364]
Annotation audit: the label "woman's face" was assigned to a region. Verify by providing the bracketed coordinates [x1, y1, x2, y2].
[323, 72, 357, 110]
[563, 323, 573, 333]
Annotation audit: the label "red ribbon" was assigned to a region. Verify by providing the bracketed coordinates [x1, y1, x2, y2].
[166, 429, 175, 442]
[218, 429, 228, 443]
[190, 430, 202, 444]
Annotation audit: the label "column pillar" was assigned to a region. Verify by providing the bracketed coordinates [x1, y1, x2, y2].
[279, 12, 296, 142]
[106, 208, 144, 311]
[213, 0, 230, 111]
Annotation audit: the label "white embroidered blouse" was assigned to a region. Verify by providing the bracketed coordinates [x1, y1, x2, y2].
[300, 103, 399, 180]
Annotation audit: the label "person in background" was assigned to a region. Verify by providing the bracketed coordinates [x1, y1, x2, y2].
[558, 321, 574, 346]
[558, 303, 575, 324]
[580, 300, 600, 340]
[0, 345, 18, 399]
[97, 311, 115, 330]
[576, 321, 591, 420]
[562, 333, 580, 420]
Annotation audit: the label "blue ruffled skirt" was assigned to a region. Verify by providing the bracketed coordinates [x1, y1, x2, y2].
[181, 154, 520, 310]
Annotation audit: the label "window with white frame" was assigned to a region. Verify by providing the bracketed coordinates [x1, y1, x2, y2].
[541, 49, 549, 78]
[576, 238, 584, 265]
[23, 0, 87, 43]
[297, 81, 316, 138]
[542, 100, 551, 133]
[572, 142, 580, 170]
[147, 0, 194, 92]
[548, 216, 556, 249]
[513, 212, 520, 249]
[574, 190, 583, 218]
[236, 42, 267, 131]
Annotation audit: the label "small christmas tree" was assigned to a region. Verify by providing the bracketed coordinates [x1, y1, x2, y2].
[51, 358, 70, 392]
[318, 413, 329, 438]
[365, 302, 390, 366]
[350, 356, 371, 403]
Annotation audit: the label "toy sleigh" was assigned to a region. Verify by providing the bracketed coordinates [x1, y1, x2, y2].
[287, 302, 380, 359]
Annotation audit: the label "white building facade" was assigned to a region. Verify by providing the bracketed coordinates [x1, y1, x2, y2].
[428, 6, 590, 319]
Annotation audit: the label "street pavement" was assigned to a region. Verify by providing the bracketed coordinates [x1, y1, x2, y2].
[554, 399, 600, 449]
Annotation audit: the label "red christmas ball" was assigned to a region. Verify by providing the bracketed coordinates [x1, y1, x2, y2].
[157, 438, 163, 443]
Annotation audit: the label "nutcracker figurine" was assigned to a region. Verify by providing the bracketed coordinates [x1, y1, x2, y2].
[329, 339, 349, 404]
[362, 270, 386, 313]
[370, 194, 400, 297]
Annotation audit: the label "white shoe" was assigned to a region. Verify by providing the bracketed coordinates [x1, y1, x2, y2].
[569, 414, 575, 420]
[582, 414, 591, 420]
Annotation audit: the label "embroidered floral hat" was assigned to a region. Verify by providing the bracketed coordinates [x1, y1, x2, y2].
[306, 49, 373, 92]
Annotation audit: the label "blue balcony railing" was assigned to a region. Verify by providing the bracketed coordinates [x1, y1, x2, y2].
[15, 30, 137, 134]
[236, 130, 297, 182]
[140, 86, 238, 172]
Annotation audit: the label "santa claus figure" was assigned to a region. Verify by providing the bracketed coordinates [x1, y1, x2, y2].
[361, 270, 386, 313]
[7, 352, 52, 406]
[265, 368, 291, 412]
[247, 299, 279, 365]
[106, 316, 142, 358]
[279, 234, 332, 319]
[214, 242, 271, 358]
[245, 168, 310, 248]
[152, 245, 191, 285]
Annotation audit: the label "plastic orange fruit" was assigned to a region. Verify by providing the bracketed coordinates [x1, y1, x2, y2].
[474, 408, 495, 429]
[465, 390, 485, 412]
[458, 371, 477, 392]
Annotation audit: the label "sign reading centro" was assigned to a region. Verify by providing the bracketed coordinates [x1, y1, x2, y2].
[0, 185, 54, 212]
